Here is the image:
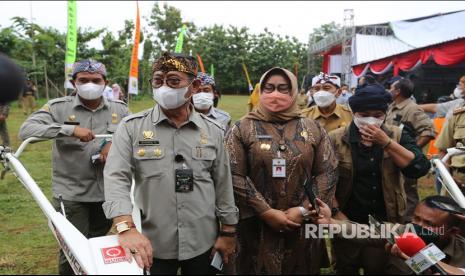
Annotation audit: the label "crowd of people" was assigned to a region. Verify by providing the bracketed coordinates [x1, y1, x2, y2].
[15, 52, 465, 275]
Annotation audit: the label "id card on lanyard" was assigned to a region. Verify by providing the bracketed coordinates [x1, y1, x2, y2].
[272, 150, 286, 178]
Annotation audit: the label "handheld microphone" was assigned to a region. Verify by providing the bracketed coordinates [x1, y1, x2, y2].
[396, 233, 447, 275]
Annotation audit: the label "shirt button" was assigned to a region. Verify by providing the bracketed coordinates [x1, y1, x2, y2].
[370, 158, 374, 162]
[372, 173, 376, 176]
[280, 191, 286, 197]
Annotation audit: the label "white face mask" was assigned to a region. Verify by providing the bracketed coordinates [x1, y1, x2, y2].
[454, 87, 464, 99]
[76, 83, 105, 100]
[193, 92, 214, 110]
[353, 115, 385, 129]
[313, 90, 336, 107]
[153, 85, 190, 110]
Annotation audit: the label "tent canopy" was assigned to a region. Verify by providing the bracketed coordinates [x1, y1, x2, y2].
[351, 10, 465, 77]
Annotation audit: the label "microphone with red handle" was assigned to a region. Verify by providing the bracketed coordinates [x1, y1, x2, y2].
[396, 233, 448, 275]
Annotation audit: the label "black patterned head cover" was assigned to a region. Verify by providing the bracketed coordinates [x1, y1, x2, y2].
[72, 59, 107, 79]
[152, 52, 198, 76]
[349, 83, 393, 113]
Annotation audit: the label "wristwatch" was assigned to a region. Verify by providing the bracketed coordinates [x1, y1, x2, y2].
[299, 207, 311, 221]
[115, 221, 136, 234]
[219, 230, 237, 237]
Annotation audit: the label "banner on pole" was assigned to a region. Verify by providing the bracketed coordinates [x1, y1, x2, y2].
[64, 0, 77, 89]
[196, 54, 205, 73]
[210, 64, 215, 78]
[242, 62, 253, 92]
[128, 2, 140, 95]
[174, 25, 187, 53]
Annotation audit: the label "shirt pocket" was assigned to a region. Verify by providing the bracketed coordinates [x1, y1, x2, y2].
[453, 125, 465, 141]
[133, 145, 166, 178]
[55, 137, 87, 151]
[107, 123, 118, 134]
[191, 146, 216, 172]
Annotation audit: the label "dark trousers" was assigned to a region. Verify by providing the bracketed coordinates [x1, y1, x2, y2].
[150, 249, 218, 275]
[333, 237, 389, 275]
[52, 199, 112, 275]
[0, 120, 9, 146]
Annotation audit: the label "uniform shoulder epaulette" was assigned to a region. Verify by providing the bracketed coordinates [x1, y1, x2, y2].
[48, 96, 73, 106]
[340, 105, 352, 113]
[39, 96, 73, 112]
[199, 113, 224, 130]
[300, 105, 315, 115]
[453, 106, 465, 116]
[108, 99, 128, 106]
[215, 108, 231, 118]
[122, 109, 150, 122]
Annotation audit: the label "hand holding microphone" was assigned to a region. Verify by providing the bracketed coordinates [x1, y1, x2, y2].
[395, 233, 448, 275]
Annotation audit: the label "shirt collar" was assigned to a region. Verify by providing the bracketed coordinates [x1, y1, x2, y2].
[152, 104, 203, 129]
[315, 103, 341, 119]
[72, 95, 109, 111]
[393, 98, 413, 110]
[206, 107, 219, 119]
[349, 122, 361, 143]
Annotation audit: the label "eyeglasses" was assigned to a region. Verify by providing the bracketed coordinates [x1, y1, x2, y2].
[150, 76, 190, 89]
[262, 83, 291, 94]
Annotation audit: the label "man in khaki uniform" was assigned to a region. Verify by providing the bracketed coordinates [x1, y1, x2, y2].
[19, 60, 129, 275]
[296, 89, 309, 109]
[0, 104, 10, 146]
[301, 73, 352, 133]
[386, 77, 435, 222]
[435, 100, 465, 186]
[103, 53, 238, 274]
[22, 80, 37, 115]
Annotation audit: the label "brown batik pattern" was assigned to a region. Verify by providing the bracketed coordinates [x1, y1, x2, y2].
[225, 117, 338, 274]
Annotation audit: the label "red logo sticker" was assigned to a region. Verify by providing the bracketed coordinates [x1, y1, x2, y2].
[101, 246, 127, 264]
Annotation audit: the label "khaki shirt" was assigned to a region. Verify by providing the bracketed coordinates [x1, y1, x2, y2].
[435, 104, 465, 168]
[102, 105, 239, 260]
[206, 107, 231, 132]
[301, 104, 353, 133]
[386, 98, 435, 139]
[18, 96, 129, 202]
[296, 93, 309, 109]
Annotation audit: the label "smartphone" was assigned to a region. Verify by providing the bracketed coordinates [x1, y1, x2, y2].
[303, 178, 320, 214]
[211, 251, 223, 271]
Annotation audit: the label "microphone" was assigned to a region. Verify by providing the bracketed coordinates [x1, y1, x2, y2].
[0, 54, 26, 104]
[396, 233, 447, 275]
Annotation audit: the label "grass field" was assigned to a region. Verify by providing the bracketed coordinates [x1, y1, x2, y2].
[0, 95, 436, 275]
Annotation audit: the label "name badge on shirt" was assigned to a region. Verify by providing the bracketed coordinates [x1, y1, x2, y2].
[272, 159, 286, 178]
[138, 140, 160, 146]
[64, 121, 80, 125]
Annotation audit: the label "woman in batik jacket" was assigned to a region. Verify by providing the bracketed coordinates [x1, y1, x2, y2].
[225, 67, 338, 274]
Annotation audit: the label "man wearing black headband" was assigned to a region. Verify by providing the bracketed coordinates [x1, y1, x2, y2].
[328, 82, 430, 274]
